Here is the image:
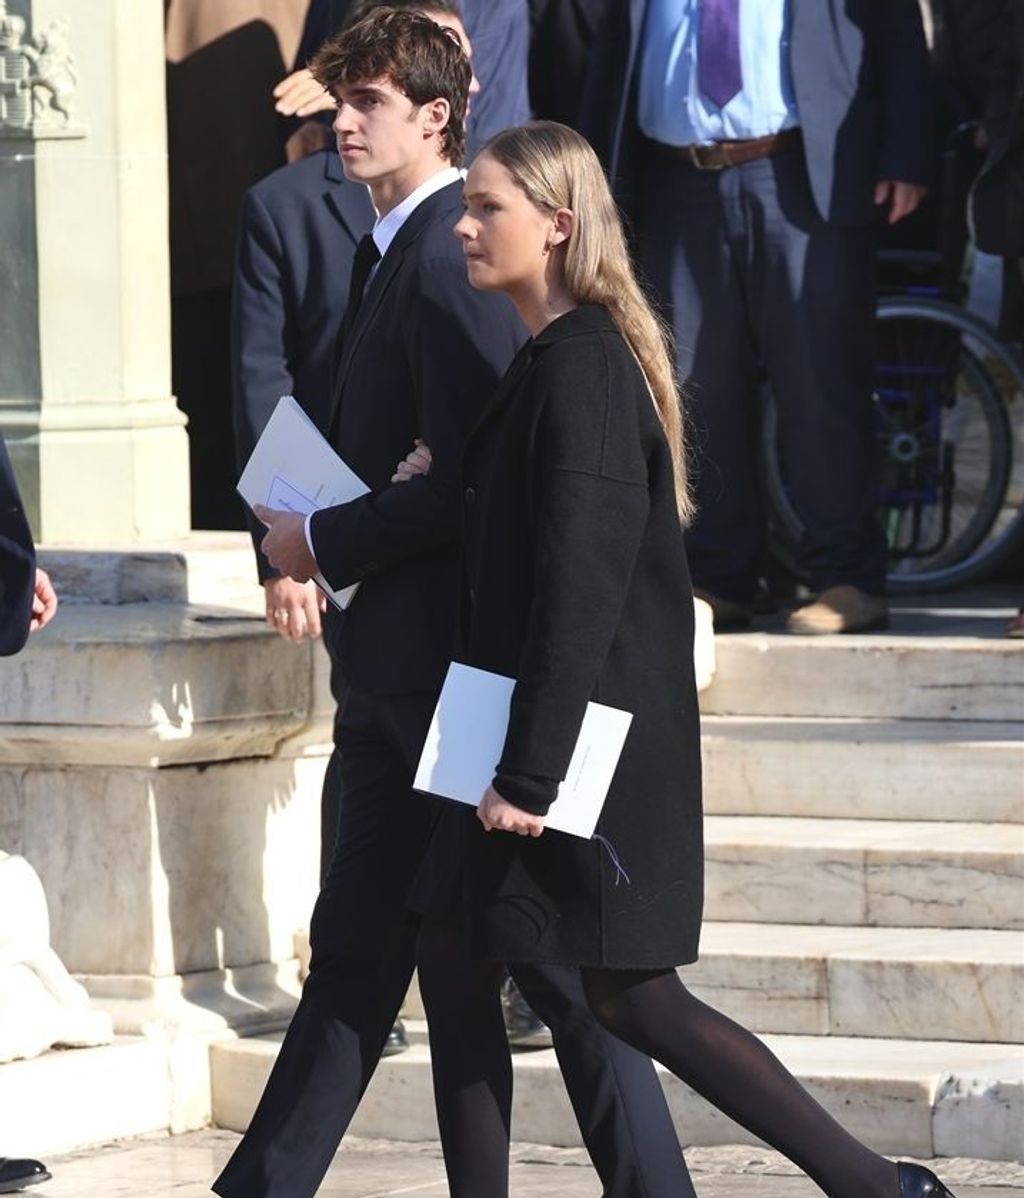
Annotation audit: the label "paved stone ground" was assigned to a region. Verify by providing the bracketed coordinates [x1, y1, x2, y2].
[28, 1131, 1024, 1198]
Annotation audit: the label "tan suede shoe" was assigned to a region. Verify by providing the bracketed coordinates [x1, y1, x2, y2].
[786, 585, 889, 635]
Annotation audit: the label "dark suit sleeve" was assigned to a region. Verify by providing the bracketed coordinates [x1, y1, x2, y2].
[0, 439, 36, 657]
[873, 0, 934, 186]
[232, 188, 297, 583]
[310, 257, 517, 591]
[493, 342, 650, 815]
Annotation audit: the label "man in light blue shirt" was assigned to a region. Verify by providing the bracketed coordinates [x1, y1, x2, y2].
[585, 0, 932, 635]
[638, 0, 798, 146]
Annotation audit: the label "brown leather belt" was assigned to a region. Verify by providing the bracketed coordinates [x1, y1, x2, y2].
[657, 126, 802, 171]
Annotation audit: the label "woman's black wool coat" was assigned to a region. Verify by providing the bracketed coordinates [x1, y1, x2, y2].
[457, 304, 704, 970]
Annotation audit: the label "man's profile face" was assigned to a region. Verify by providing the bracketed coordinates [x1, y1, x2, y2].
[332, 76, 443, 186]
[329, 10, 476, 187]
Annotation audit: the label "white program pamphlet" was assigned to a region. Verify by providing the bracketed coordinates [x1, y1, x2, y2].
[414, 662, 633, 839]
[237, 395, 370, 610]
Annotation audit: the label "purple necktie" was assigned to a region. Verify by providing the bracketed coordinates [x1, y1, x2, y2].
[698, 0, 743, 109]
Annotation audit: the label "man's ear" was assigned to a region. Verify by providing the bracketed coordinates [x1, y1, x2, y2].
[421, 96, 452, 143]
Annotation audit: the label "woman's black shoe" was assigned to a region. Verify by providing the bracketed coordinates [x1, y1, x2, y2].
[898, 1162, 956, 1198]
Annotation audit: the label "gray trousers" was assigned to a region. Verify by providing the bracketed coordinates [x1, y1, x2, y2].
[636, 139, 887, 601]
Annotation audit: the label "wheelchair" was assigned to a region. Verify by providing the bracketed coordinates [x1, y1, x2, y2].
[761, 125, 1024, 592]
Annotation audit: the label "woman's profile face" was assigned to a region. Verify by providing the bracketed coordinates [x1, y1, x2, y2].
[455, 152, 563, 294]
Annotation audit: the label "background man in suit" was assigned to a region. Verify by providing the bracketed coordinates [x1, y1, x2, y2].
[585, 0, 932, 634]
[232, 6, 376, 912]
[0, 433, 57, 1192]
[218, 11, 694, 1197]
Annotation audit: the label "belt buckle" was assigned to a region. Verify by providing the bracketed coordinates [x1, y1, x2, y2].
[688, 143, 725, 171]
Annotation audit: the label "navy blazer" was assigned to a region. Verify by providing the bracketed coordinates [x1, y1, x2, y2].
[584, 0, 933, 226]
[232, 147, 375, 579]
[310, 179, 527, 696]
[0, 435, 35, 657]
[462, 0, 531, 153]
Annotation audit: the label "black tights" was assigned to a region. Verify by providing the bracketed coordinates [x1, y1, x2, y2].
[581, 967, 898, 1198]
[419, 923, 898, 1198]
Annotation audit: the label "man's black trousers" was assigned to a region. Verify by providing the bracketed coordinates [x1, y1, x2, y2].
[213, 687, 691, 1198]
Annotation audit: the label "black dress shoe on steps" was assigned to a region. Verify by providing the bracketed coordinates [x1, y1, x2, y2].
[501, 977, 552, 1050]
[0, 1158, 51, 1193]
[898, 1162, 956, 1198]
[693, 589, 754, 631]
[382, 1018, 408, 1057]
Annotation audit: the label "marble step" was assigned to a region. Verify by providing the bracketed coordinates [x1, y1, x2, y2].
[209, 1028, 1024, 1161]
[701, 716, 1024, 824]
[399, 925, 1021, 1044]
[703, 816, 1024, 929]
[0, 1038, 173, 1158]
[686, 923, 1022, 1043]
[701, 634, 1024, 721]
[0, 602, 334, 767]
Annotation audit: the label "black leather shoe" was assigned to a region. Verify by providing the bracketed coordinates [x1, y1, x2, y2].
[382, 1018, 408, 1057]
[693, 588, 754, 631]
[0, 1158, 51, 1193]
[501, 978, 552, 1050]
[897, 1162, 956, 1198]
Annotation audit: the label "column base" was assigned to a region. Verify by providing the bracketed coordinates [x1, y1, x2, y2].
[2, 398, 190, 543]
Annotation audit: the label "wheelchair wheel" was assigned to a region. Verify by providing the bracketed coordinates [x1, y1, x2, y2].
[763, 297, 1024, 593]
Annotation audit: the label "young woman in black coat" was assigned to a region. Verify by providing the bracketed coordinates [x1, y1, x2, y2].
[405, 122, 957, 1198]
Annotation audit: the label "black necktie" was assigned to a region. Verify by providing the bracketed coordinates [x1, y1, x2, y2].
[340, 233, 381, 342]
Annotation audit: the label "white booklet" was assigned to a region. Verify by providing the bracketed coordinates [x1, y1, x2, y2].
[414, 662, 633, 839]
[237, 395, 370, 610]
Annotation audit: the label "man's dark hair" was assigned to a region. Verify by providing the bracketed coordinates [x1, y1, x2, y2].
[342, 0, 462, 30]
[311, 7, 470, 164]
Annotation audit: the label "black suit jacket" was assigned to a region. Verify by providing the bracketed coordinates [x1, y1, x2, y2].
[310, 179, 527, 695]
[584, 0, 933, 226]
[232, 148, 375, 580]
[0, 435, 35, 657]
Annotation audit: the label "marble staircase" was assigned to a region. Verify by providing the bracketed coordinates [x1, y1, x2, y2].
[3, 572, 1020, 1160]
[209, 596, 1024, 1161]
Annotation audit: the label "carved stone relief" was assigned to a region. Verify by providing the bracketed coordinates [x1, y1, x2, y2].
[0, 1, 83, 138]
[0, 850, 113, 1063]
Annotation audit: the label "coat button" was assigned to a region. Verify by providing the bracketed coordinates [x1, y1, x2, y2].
[464, 486, 476, 506]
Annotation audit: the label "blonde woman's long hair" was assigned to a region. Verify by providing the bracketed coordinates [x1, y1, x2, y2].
[480, 121, 694, 524]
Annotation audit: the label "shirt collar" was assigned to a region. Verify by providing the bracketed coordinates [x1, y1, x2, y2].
[372, 165, 463, 260]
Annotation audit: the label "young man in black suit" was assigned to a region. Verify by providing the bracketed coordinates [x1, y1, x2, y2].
[218, 11, 692, 1198]
[235, 0, 540, 1054]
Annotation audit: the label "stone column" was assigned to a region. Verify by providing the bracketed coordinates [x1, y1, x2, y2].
[0, 0, 189, 542]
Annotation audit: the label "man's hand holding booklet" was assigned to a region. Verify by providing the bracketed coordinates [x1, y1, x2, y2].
[237, 396, 369, 609]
